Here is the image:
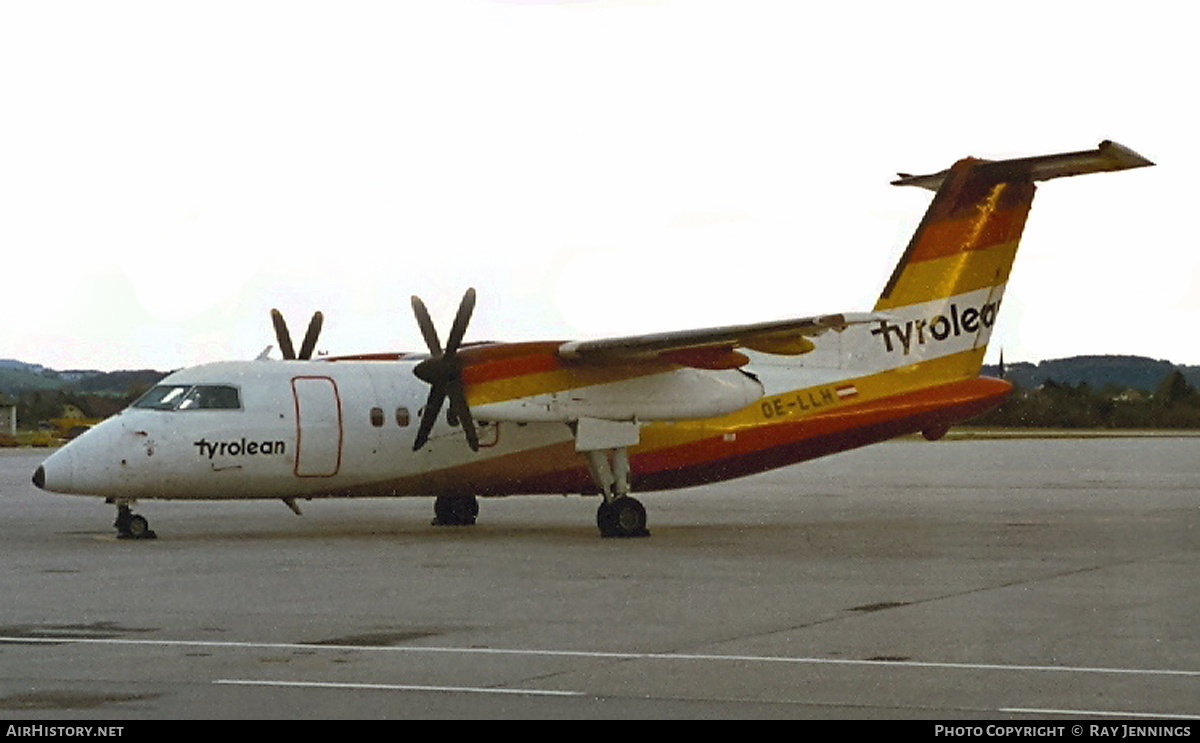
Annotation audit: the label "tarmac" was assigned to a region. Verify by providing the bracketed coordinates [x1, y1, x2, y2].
[0, 436, 1197, 720]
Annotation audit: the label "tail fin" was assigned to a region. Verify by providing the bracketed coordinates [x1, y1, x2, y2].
[868, 141, 1152, 379]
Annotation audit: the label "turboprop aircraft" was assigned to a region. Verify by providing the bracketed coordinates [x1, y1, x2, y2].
[32, 141, 1153, 539]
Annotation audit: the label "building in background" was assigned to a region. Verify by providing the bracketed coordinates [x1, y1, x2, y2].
[0, 394, 16, 440]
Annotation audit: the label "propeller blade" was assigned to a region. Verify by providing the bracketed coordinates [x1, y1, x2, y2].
[447, 380, 479, 451]
[298, 311, 324, 360]
[270, 309, 296, 360]
[409, 288, 478, 452]
[444, 288, 476, 355]
[412, 386, 447, 452]
[410, 296, 442, 357]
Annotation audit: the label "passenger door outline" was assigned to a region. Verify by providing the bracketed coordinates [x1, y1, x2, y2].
[291, 376, 343, 478]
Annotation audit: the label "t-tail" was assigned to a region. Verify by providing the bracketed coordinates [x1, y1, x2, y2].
[866, 140, 1153, 385]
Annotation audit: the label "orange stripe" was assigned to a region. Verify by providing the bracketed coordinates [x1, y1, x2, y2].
[880, 164, 1036, 306]
[904, 198, 1031, 264]
[658, 346, 749, 370]
[902, 181, 1032, 266]
[461, 342, 678, 405]
[460, 342, 563, 385]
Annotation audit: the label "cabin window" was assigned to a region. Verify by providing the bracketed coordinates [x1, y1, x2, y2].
[395, 407, 410, 427]
[370, 407, 385, 427]
[133, 384, 241, 411]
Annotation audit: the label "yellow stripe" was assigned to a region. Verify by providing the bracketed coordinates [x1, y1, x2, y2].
[866, 346, 988, 393]
[874, 240, 1019, 310]
[636, 347, 989, 450]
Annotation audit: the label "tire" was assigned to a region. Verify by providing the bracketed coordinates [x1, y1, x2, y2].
[434, 495, 479, 526]
[123, 514, 156, 540]
[597, 497, 649, 538]
[127, 515, 149, 538]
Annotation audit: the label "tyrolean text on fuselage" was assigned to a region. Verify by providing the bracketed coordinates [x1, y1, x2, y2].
[193, 437, 286, 459]
[871, 299, 1001, 355]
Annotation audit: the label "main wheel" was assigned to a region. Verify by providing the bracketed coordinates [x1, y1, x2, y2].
[433, 495, 479, 526]
[596, 497, 649, 538]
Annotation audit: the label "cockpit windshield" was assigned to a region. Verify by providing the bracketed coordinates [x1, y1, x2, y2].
[133, 385, 242, 411]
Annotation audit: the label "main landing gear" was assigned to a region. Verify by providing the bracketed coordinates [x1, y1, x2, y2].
[596, 495, 648, 539]
[432, 494, 479, 526]
[586, 447, 649, 538]
[111, 500, 156, 540]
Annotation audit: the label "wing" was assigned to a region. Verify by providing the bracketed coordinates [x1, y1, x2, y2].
[556, 311, 885, 369]
[459, 311, 885, 426]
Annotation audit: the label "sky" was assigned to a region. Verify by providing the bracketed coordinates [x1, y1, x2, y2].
[1, 1, 1195, 372]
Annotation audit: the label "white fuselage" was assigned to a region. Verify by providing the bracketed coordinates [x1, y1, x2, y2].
[36, 358, 764, 501]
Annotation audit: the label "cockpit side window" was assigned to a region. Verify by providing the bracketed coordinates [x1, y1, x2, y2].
[133, 385, 192, 410]
[178, 385, 242, 410]
[133, 384, 242, 411]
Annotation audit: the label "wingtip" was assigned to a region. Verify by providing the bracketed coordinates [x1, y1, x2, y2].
[1097, 140, 1155, 169]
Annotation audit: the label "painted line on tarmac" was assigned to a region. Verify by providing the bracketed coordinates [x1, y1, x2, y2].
[214, 679, 582, 697]
[3, 635, 1199, 680]
[1002, 707, 1199, 720]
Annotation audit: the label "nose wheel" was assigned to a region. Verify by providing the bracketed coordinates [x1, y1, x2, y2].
[113, 502, 157, 540]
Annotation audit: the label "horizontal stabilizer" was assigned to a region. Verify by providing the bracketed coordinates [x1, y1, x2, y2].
[892, 140, 1153, 191]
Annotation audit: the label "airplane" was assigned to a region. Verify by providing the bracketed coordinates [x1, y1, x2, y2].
[31, 141, 1153, 539]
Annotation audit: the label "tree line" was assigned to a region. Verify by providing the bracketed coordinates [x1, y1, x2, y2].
[5, 366, 1200, 432]
[974, 369, 1200, 428]
[8, 386, 154, 431]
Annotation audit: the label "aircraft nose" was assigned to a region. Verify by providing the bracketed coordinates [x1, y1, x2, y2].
[34, 448, 75, 494]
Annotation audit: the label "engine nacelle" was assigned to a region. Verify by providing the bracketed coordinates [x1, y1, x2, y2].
[471, 367, 764, 423]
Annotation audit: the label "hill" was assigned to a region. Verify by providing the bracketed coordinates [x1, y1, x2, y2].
[977, 355, 1200, 429]
[0, 359, 167, 399]
[0, 361, 168, 433]
[982, 355, 1200, 394]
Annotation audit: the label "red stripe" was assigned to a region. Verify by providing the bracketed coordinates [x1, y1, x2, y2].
[308, 377, 1012, 498]
[632, 377, 1011, 488]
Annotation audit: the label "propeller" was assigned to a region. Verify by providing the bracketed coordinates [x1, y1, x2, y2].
[410, 288, 479, 452]
[270, 309, 324, 360]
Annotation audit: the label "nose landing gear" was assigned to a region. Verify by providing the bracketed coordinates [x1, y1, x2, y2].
[112, 501, 157, 540]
